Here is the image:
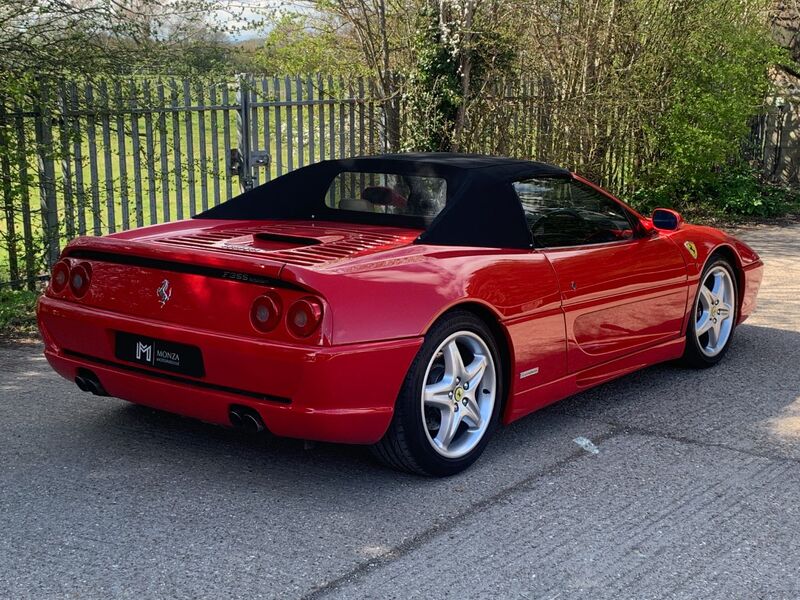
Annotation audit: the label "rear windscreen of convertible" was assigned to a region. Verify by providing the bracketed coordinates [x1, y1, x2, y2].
[325, 172, 447, 218]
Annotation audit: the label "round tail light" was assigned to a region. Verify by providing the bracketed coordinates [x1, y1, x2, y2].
[69, 263, 91, 297]
[286, 297, 323, 338]
[250, 292, 282, 332]
[50, 261, 70, 293]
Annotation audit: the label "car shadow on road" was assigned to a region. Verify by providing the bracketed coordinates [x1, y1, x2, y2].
[543, 323, 800, 461]
[81, 322, 800, 495]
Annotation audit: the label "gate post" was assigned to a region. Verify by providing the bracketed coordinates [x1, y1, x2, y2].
[235, 74, 254, 192]
[34, 77, 60, 271]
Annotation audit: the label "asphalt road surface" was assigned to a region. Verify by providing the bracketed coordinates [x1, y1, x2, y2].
[2, 225, 799, 599]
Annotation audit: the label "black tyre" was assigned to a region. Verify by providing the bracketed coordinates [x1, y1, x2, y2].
[681, 256, 738, 368]
[371, 310, 503, 476]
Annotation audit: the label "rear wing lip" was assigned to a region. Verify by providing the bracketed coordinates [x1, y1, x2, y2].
[62, 237, 303, 291]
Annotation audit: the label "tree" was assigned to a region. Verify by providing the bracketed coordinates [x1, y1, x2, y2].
[0, 0, 242, 82]
[251, 0, 420, 149]
[255, 13, 365, 75]
[403, 0, 516, 151]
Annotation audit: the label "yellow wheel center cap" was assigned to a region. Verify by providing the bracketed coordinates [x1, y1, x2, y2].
[454, 387, 464, 402]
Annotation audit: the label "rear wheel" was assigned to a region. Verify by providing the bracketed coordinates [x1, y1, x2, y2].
[682, 257, 738, 368]
[371, 311, 502, 476]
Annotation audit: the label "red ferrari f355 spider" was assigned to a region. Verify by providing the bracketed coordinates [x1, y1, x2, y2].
[38, 154, 763, 476]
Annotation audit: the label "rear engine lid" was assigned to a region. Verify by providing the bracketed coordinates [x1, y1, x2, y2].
[54, 219, 421, 342]
[63, 219, 421, 285]
[142, 220, 421, 267]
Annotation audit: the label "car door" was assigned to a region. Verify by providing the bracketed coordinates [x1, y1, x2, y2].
[513, 176, 688, 374]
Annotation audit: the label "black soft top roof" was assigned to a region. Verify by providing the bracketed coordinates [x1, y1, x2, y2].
[197, 153, 572, 249]
[336, 153, 570, 177]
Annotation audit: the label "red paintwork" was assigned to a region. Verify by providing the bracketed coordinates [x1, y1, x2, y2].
[37, 175, 764, 445]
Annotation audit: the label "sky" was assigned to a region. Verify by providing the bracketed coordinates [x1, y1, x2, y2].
[214, 0, 310, 40]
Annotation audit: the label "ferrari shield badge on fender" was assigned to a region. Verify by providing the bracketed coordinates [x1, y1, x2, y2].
[684, 241, 698, 259]
[157, 279, 172, 307]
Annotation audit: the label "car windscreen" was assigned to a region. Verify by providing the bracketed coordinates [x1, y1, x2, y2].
[324, 171, 447, 219]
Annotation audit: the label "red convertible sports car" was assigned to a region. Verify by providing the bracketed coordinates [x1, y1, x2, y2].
[38, 153, 763, 476]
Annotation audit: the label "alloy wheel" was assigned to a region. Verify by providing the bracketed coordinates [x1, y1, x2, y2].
[695, 265, 735, 357]
[420, 331, 497, 459]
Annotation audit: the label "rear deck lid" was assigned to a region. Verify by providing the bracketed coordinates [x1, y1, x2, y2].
[149, 220, 420, 267]
[56, 219, 421, 338]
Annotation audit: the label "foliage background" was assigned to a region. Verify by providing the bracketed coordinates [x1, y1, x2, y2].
[1, 0, 798, 230]
[246, 0, 799, 217]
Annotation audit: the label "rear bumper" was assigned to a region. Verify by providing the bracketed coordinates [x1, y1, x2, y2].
[38, 296, 422, 444]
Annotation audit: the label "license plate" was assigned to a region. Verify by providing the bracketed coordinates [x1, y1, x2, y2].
[115, 332, 205, 377]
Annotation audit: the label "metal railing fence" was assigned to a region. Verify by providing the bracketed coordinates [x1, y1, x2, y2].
[0, 74, 391, 289]
[0, 73, 657, 289]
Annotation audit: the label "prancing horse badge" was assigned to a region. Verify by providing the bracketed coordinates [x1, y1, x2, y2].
[684, 241, 698, 259]
[157, 279, 172, 307]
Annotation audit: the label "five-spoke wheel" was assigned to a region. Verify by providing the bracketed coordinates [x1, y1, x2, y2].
[421, 332, 497, 459]
[694, 265, 735, 357]
[683, 256, 738, 367]
[372, 311, 502, 476]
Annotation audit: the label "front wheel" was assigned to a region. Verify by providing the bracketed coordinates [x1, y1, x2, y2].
[682, 257, 738, 368]
[371, 311, 503, 476]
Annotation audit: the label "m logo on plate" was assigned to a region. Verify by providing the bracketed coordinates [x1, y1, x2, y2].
[135, 342, 152, 363]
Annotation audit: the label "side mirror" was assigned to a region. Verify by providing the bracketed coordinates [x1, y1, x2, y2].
[651, 208, 683, 231]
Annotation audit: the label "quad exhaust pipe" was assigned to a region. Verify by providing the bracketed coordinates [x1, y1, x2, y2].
[229, 405, 266, 434]
[75, 376, 91, 392]
[74, 369, 108, 397]
[73, 371, 266, 433]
